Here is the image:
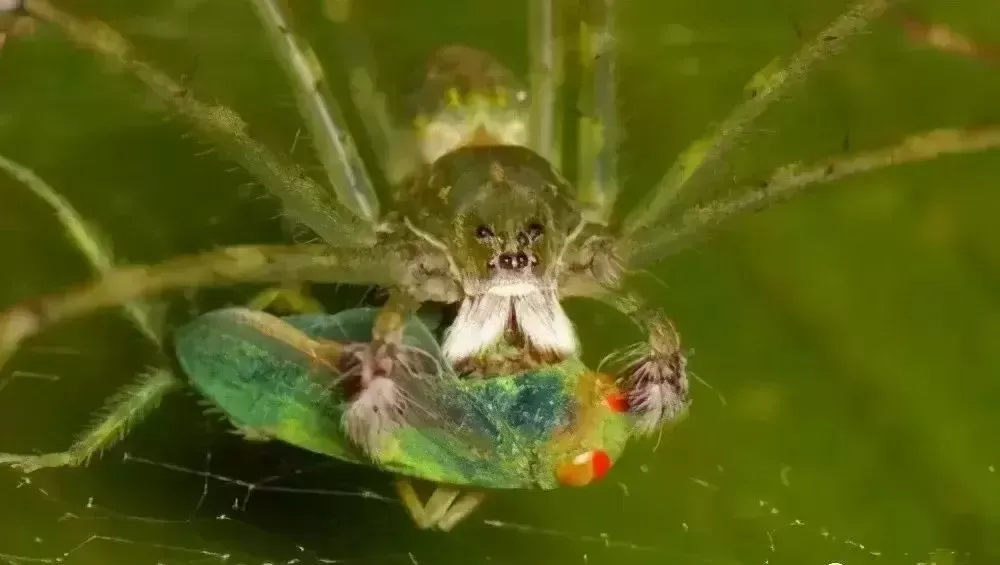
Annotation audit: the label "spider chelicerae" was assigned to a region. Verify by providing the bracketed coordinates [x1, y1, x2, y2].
[1, 0, 999, 532]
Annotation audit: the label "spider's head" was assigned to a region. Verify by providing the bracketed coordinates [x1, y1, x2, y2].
[406, 144, 582, 366]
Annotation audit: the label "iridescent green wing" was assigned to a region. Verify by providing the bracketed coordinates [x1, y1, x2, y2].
[282, 309, 537, 489]
[174, 307, 366, 464]
[174, 307, 530, 487]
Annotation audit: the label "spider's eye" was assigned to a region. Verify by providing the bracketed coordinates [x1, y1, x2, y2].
[475, 225, 494, 240]
[526, 222, 544, 240]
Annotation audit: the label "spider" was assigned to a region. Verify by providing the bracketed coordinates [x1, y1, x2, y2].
[4, 0, 1000, 533]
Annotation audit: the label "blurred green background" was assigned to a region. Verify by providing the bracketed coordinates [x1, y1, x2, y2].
[1, 1, 999, 564]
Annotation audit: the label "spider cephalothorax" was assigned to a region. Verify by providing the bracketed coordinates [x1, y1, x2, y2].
[401, 144, 583, 369]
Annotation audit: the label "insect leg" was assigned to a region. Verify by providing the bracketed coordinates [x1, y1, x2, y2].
[249, 0, 381, 231]
[528, 0, 562, 166]
[394, 478, 486, 531]
[575, 0, 619, 225]
[0, 368, 181, 473]
[621, 0, 893, 235]
[433, 491, 488, 532]
[0, 243, 410, 372]
[394, 479, 458, 529]
[23, 1, 373, 247]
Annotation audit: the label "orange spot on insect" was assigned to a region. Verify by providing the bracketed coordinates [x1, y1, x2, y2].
[603, 391, 628, 412]
[555, 449, 614, 487]
[591, 450, 612, 480]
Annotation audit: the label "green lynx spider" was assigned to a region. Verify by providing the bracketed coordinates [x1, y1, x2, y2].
[3, 0, 1000, 531]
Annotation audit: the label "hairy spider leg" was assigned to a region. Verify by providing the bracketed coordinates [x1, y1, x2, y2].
[242, 0, 413, 316]
[0, 310, 352, 474]
[627, 125, 1000, 269]
[620, 0, 894, 236]
[24, 0, 375, 248]
[592, 291, 689, 435]
[0, 166, 353, 473]
[248, 0, 381, 236]
[0, 243, 414, 373]
[574, 0, 619, 224]
[0, 153, 185, 473]
[0, 369, 182, 473]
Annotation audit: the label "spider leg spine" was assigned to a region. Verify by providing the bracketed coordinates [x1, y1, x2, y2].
[621, 0, 894, 235]
[25, 0, 370, 247]
[249, 0, 381, 232]
[0, 368, 181, 472]
[627, 123, 1000, 269]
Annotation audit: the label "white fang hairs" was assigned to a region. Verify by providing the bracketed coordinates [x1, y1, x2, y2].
[441, 289, 577, 364]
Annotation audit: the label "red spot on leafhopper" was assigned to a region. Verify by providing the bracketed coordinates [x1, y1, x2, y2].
[603, 391, 628, 412]
[590, 450, 612, 481]
[556, 450, 614, 487]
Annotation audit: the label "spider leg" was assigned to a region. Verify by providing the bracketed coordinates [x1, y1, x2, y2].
[336, 290, 431, 457]
[575, 0, 619, 224]
[528, 0, 563, 166]
[394, 478, 487, 532]
[621, 0, 893, 235]
[247, 283, 326, 314]
[0, 298, 328, 474]
[322, 1, 419, 186]
[626, 123, 1000, 269]
[591, 290, 689, 435]
[249, 0, 381, 232]
[24, 0, 373, 247]
[0, 153, 187, 473]
[0, 153, 165, 345]
[0, 368, 181, 473]
[0, 242, 413, 372]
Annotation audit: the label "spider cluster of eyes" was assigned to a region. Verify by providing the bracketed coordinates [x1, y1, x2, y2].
[477, 222, 543, 271]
